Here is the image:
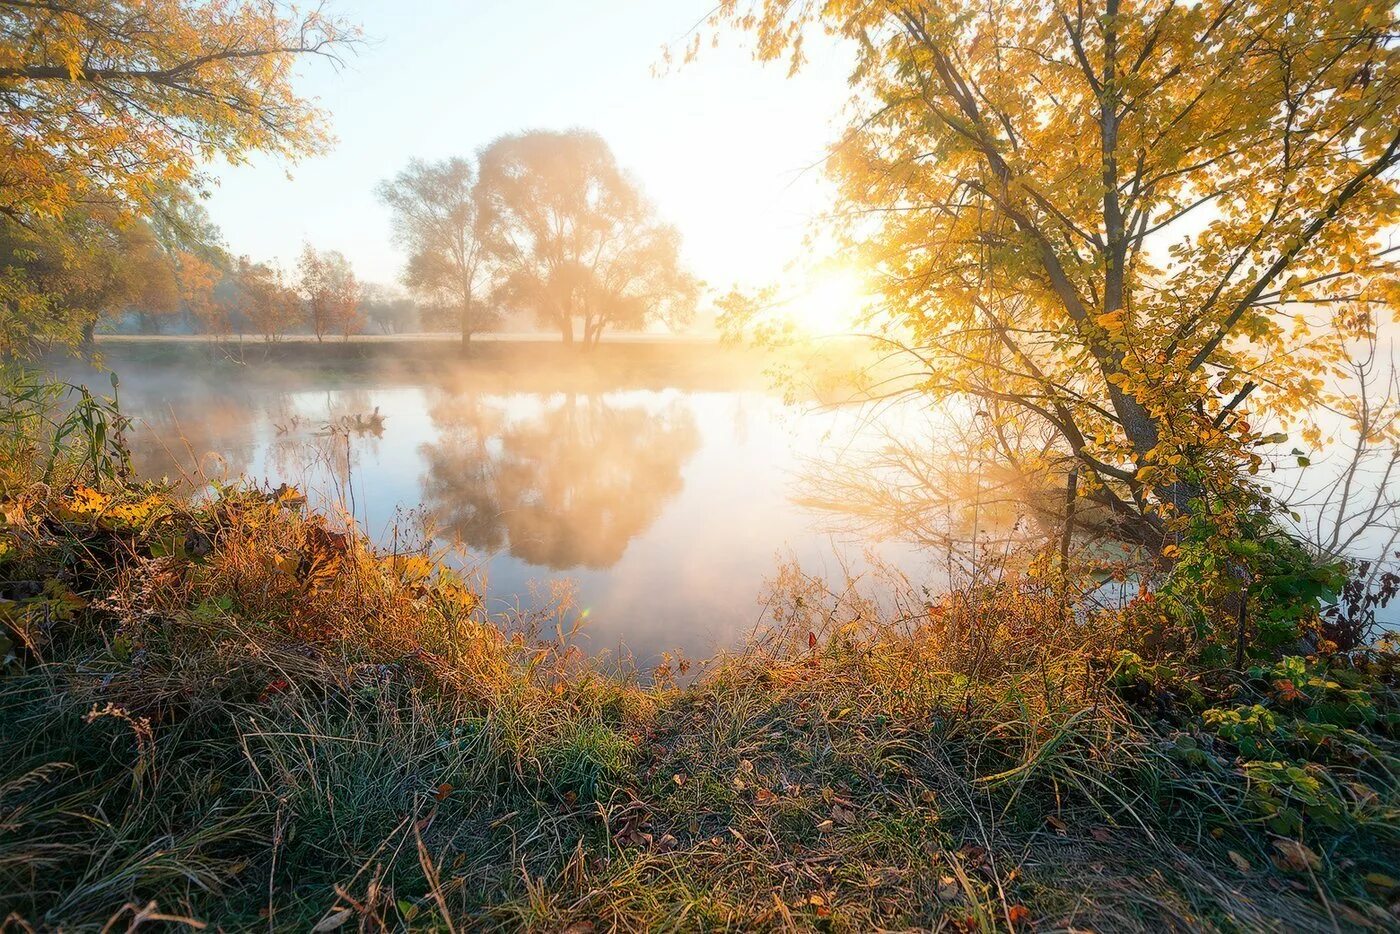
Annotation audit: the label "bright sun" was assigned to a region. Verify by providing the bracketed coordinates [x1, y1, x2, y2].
[794, 267, 869, 336]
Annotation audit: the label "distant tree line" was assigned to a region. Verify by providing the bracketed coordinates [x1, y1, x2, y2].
[3, 129, 698, 351]
[14, 209, 425, 344]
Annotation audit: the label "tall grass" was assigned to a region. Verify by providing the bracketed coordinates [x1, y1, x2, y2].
[1, 376, 1397, 930]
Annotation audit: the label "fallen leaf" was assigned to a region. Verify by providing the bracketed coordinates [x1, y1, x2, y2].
[434, 782, 453, 801]
[1364, 872, 1397, 893]
[312, 908, 353, 932]
[1271, 839, 1320, 873]
[937, 875, 961, 901]
[1007, 904, 1032, 928]
[816, 819, 835, 832]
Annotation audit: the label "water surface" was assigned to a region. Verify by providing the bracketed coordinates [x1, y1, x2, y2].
[69, 342, 927, 663]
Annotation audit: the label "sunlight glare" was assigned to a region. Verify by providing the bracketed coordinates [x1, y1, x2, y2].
[794, 266, 869, 336]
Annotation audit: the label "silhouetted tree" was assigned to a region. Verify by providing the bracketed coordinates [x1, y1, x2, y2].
[476, 130, 698, 348]
[378, 158, 496, 345]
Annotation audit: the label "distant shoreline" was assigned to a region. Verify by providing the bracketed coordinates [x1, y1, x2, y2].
[94, 331, 722, 345]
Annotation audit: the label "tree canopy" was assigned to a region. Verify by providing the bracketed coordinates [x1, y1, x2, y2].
[711, 0, 1400, 542]
[0, 0, 355, 355]
[476, 130, 698, 346]
[378, 157, 495, 344]
[297, 244, 360, 342]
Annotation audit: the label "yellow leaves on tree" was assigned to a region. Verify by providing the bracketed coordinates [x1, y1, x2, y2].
[0, 1, 356, 226]
[710, 0, 1400, 540]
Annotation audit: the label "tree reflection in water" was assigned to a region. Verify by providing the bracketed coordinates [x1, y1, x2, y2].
[421, 391, 700, 570]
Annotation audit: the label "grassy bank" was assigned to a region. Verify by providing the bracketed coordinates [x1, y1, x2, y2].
[1, 400, 1399, 930]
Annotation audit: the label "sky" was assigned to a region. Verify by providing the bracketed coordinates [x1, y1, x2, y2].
[204, 0, 855, 302]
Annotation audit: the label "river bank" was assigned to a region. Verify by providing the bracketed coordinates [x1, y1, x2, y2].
[1, 445, 1397, 929]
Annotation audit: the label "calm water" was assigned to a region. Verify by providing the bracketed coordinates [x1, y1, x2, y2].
[67, 343, 928, 663]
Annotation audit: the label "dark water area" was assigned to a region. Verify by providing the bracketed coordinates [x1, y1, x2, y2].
[51, 339, 928, 665]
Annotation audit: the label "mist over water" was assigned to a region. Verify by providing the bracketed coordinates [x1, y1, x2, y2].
[56, 341, 929, 664]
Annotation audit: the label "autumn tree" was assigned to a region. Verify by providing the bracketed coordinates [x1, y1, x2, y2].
[236, 259, 300, 342]
[710, 0, 1400, 544]
[175, 251, 225, 336]
[298, 245, 361, 341]
[476, 130, 698, 347]
[378, 158, 496, 345]
[0, 0, 354, 354]
[0, 208, 180, 352]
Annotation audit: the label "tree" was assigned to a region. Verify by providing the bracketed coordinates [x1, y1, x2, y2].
[0, 0, 354, 354]
[476, 130, 698, 347]
[710, 0, 1400, 543]
[0, 208, 180, 353]
[175, 251, 224, 336]
[233, 259, 299, 342]
[358, 283, 419, 335]
[378, 158, 495, 345]
[298, 245, 361, 341]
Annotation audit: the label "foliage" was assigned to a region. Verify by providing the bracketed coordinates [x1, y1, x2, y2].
[706, 0, 1400, 542]
[0, 367, 130, 490]
[0, 207, 181, 355]
[0, 0, 353, 223]
[477, 130, 700, 347]
[1145, 493, 1350, 665]
[0, 0, 355, 354]
[297, 244, 362, 342]
[378, 157, 497, 344]
[226, 255, 301, 341]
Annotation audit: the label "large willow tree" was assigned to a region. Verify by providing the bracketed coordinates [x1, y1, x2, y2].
[711, 0, 1400, 542]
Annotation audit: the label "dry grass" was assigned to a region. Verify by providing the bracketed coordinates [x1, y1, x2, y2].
[0, 475, 1397, 931]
